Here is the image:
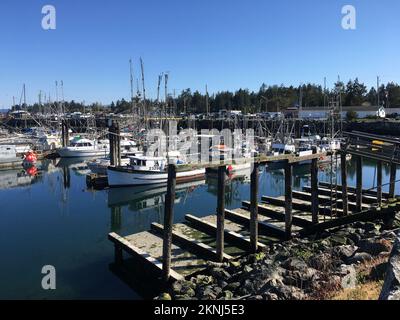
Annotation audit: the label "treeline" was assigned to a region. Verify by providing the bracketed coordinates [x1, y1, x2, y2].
[12, 79, 400, 115]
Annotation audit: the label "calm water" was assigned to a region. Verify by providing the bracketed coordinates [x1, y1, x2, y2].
[0, 157, 398, 299]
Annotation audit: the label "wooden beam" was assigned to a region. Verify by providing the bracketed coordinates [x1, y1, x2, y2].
[162, 164, 176, 282]
[285, 161, 293, 240]
[242, 201, 313, 228]
[311, 147, 319, 223]
[300, 206, 399, 237]
[356, 155, 363, 212]
[341, 151, 349, 215]
[151, 222, 233, 262]
[108, 232, 184, 281]
[225, 209, 286, 238]
[216, 165, 226, 262]
[389, 163, 397, 198]
[250, 162, 259, 252]
[377, 160, 383, 206]
[185, 214, 267, 251]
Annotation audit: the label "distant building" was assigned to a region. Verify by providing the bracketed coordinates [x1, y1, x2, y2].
[300, 106, 400, 119]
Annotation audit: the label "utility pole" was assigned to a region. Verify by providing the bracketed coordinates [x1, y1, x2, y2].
[205, 85, 209, 115]
[164, 73, 169, 117]
[23, 83, 26, 109]
[377, 76, 380, 107]
[39, 91, 42, 114]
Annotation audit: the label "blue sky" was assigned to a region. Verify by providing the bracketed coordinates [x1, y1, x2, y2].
[0, 0, 399, 108]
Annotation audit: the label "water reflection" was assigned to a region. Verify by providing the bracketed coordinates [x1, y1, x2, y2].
[1, 156, 399, 299]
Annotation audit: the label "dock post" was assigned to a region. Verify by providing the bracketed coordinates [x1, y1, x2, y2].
[162, 164, 176, 282]
[109, 124, 115, 166]
[115, 122, 121, 166]
[250, 162, 259, 253]
[65, 121, 69, 146]
[356, 155, 363, 212]
[377, 161, 383, 206]
[114, 244, 123, 265]
[284, 160, 293, 240]
[216, 165, 226, 262]
[389, 163, 397, 199]
[340, 151, 349, 216]
[61, 120, 65, 147]
[311, 147, 319, 224]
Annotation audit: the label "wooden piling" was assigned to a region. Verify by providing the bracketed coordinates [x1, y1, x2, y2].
[115, 122, 121, 166]
[356, 155, 363, 212]
[61, 120, 69, 147]
[341, 151, 349, 216]
[284, 161, 293, 240]
[311, 147, 319, 224]
[162, 164, 176, 282]
[389, 163, 397, 199]
[250, 162, 259, 253]
[377, 160, 383, 206]
[114, 244, 123, 264]
[216, 165, 226, 262]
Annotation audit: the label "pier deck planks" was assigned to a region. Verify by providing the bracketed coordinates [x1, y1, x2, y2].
[112, 230, 208, 277]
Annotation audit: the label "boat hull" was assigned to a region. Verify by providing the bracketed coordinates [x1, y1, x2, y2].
[57, 148, 109, 158]
[107, 167, 206, 187]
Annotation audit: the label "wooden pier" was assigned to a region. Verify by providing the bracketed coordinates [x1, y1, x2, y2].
[108, 132, 400, 284]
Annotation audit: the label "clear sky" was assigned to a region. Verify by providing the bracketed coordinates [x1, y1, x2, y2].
[0, 0, 399, 108]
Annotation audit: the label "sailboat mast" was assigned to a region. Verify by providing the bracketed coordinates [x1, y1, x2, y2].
[140, 58, 146, 121]
[129, 59, 135, 114]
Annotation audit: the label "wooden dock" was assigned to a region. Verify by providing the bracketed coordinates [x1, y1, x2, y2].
[108, 132, 400, 285]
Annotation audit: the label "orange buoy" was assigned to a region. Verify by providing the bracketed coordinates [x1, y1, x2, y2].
[23, 151, 37, 164]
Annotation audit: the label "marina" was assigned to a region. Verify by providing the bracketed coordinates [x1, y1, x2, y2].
[0, 130, 399, 299]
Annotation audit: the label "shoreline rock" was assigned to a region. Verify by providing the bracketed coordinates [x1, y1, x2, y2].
[160, 219, 399, 301]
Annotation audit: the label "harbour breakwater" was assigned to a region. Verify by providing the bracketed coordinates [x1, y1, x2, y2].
[158, 217, 400, 300]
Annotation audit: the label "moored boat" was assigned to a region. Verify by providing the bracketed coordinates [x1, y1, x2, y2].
[107, 155, 205, 187]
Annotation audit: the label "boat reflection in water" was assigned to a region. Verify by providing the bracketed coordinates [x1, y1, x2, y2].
[0, 163, 46, 190]
[107, 179, 206, 234]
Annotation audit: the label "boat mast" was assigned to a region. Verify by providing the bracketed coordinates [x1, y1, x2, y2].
[129, 58, 135, 115]
[140, 58, 146, 123]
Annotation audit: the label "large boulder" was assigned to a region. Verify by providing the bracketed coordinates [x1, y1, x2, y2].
[334, 245, 358, 261]
[357, 238, 392, 256]
[379, 232, 400, 300]
[338, 264, 357, 289]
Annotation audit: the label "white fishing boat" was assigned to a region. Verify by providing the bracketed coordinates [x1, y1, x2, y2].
[57, 138, 109, 158]
[87, 157, 131, 175]
[107, 155, 205, 187]
[0, 145, 23, 169]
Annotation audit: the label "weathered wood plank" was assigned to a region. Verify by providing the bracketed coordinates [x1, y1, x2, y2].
[151, 222, 233, 262]
[185, 214, 267, 251]
[224, 208, 286, 238]
[108, 232, 184, 281]
[241, 201, 313, 228]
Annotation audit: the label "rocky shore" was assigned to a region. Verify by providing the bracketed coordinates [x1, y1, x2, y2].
[158, 217, 400, 300]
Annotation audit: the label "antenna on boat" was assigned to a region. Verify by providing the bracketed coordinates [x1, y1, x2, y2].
[129, 58, 135, 114]
[140, 58, 146, 120]
[60, 80, 65, 114]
